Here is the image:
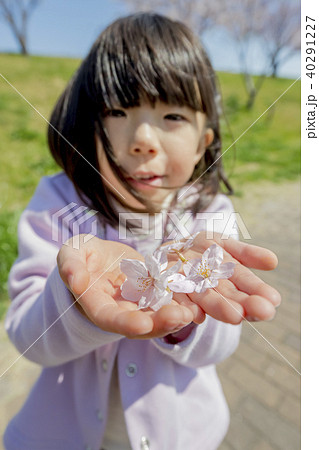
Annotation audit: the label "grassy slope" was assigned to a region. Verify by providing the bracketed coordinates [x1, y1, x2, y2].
[0, 54, 300, 316]
[219, 72, 300, 188]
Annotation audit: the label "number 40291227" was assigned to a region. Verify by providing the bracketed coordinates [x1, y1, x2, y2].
[306, 16, 316, 80]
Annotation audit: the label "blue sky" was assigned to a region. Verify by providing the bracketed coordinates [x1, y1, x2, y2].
[0, 0, 300, 78]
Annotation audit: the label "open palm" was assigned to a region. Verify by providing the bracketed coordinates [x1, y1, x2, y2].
[57, 236, 197, 339]
[57, 233, 281, 339]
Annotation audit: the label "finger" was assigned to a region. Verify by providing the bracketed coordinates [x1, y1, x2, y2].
[194, 233, 278, 271]
[222, 239, 278, 271]
[190, 289, 244, 324]
[213, 279, 248, 302]
[76, 281, 139, 334]
[239, 294, 276, 321]
[211, 280, 277, 321]
[230, 265, 281, 306]
[107, 303, 193, 339]
[78, 283, 194, 338]
[173, 293, 206, 324]
[82, 297, 155, 337]
[57, 254, 90, 295]
[150, 304, 194, 334]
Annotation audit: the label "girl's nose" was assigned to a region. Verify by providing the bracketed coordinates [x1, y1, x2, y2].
[129, 123, 159, 156]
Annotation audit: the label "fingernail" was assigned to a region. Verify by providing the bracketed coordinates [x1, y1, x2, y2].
[245, 315, 260, 322]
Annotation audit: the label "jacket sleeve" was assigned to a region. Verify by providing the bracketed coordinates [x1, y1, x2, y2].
[152, 318, 241, 368]
[5, 176, 123, 367]
[151, 193, 242, 367]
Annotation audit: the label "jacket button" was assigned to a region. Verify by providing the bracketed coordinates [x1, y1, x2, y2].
[140, 436, 150, 449]
[96, 409, 103, 421]
[126, 362, 138, 377]
[101, 359, 108, 372]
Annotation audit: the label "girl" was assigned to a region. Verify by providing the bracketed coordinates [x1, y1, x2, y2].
[4, 13, 280, 450]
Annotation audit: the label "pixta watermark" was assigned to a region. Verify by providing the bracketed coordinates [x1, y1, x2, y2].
[51, 202, 98, 249]
[51, 204, 252, 248]
[118, 211, 252, 240]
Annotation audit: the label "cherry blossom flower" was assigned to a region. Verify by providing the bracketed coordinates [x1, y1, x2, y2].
[120, 252, 194, 311]
[160, 232, 199, 255]
[119, 241, 235, 310]
[183, 244, 235, 293]
[158, 232, 199, 263]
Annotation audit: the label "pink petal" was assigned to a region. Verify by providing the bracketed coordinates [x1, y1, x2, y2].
[168, 274, 195, 293]
[137, 287, 157, 310]
[183, 258, 201, 277]
[182, 232, 199, 250]
[204, 244, 223, 267]
[138, 295, 149, 309]
[163, 233, 199, 254]
[156, 261, 181, 290]
[138, 287, 172, 311]
[145, 254, 164, 279]
[120, 259, 148, 279]
[161, 241, 184, 254]
[121, 279, 145, 302]
[164, 260, 182, 277]
[205, 277, 218, 289]
[212, 262, 235, 279]
[153, 248, 168, 267]
[194, 280, 207, 293]
[151, 288, 173, 311]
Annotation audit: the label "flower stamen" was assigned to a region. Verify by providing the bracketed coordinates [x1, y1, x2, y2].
[198, 262, 211, 278]
[173, 249, 188, 263]
[137, 276, 153, 292]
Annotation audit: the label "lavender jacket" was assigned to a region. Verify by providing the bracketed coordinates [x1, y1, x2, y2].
[4, 173, 241, 450]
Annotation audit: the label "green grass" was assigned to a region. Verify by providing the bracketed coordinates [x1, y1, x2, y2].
[0, 54, 80, 315]
[218, 72, 300, 189]
[0, 54, 300, 317]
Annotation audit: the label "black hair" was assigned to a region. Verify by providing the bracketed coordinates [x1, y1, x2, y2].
[48, 12, 232, 227]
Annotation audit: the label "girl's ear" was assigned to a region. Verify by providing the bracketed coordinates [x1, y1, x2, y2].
[195, 127, 214, 164]
[204, 128, 214, 148]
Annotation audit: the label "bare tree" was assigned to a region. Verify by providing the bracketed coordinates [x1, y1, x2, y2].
[121, 0, 265, 108]
[212, 0, 300, 106]
[0, 0, 41, 55]
[121, 0, 300, 109]
[214, 0, 270, 109]
[259, 0, 300, 78]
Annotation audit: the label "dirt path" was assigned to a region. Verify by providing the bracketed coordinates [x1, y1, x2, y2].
[219, 180, 301, 450]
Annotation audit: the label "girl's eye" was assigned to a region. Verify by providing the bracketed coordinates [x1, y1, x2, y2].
[164, 114, 186, 122]
[105, 109, 126, 118]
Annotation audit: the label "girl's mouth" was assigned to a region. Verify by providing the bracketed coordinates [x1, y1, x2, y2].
[127, 174, 164, 190]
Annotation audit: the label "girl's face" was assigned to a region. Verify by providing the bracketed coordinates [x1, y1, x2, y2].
[96, 101, 213, 209]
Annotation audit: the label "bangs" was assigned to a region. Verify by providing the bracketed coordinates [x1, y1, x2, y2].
[86, 14, 215, 115]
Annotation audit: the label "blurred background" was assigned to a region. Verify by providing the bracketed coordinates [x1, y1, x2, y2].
[0, 1, 300, 449]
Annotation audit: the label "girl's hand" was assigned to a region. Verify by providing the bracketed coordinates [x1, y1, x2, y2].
[167, 231, 281, 324]
[57, 235, 198, 339]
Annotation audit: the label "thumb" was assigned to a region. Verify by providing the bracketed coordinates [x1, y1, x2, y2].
[57, 248, 90, 296]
